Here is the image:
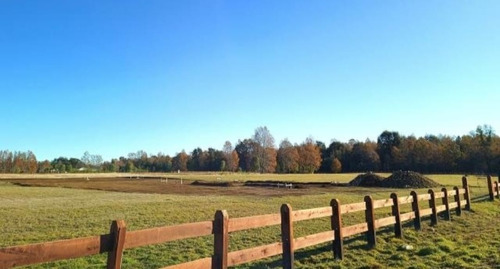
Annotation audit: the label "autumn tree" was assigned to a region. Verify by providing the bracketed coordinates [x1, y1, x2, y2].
[277, 139, 299, 173]
[222, 141, 239, 172]
[38, 160, 52, 173]
[297, 138, 322, 173]
[0, 150, 13, 173]
[253, 126, 277, 173]
[26, 151, 37, 173]
[331, 158, 342, 173]
[172, 150, 189, 172]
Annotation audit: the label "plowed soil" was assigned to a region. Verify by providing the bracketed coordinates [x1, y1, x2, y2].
[1, 177, 349, 197]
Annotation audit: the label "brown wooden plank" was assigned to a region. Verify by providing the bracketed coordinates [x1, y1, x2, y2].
[330, 199, 343, 260]
[227, 242, 282, 266]
[293, 207, 332, 222]
[374, 216, 396, 228]
[342, 223, 368, 237]
[372, 198, 394, 209]
[124, 221, 213, 249]
[213, 210, 229, 269]
[417, 193, 431, 201]
[228, 214, 280, 232]
[162, 257, 212, 269]
[433, 191, 445, 199]
[420, 208, 433, 217]
[340, 202, 366, 214]
[435, 205, 447, 213]
[398, 195, 414, 205]
[0, 235, 112, 268]
[294, 231, 334, 250]
[107, 220, 126, 269]
[400, 211, 415, 222]
[448, 202, 458, 209]
[494, 181, 500, 198]
[281, 204, 294, 269]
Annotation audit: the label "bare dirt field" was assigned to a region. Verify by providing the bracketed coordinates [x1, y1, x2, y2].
[1, 177, 370, 197]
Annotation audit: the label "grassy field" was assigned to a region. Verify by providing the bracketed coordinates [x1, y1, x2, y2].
[0, 173, 499, 268]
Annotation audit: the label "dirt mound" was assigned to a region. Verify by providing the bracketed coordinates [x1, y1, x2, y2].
[191, 180, 233, 187]
[349, 173, 385, 187]
[380, 171, 440, 188]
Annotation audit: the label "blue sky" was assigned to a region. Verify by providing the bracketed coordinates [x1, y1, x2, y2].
[1, 1, 499, 161]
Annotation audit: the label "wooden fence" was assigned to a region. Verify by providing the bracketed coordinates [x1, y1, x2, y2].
[1, 176, 499, 269]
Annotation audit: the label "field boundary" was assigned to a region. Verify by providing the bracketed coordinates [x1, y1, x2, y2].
[1, 176, 499, 269]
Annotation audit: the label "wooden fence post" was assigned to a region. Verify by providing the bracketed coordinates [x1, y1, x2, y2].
[281, 204, 294, 269]
[462, 176, 471, 210]
[107, 220, 126, 269]
[410, 191, 421, 230]
[441, 188, 450, 221]
[364, 196, 376, 248]
[495, 181, 500, 199]
[390, 193, 403, 238]
[330, 199, 343, 259]
[428, 189, 437, 226]
[213, 210, 229, 269]
[487, 175, 494, 201]
[454, 187, 462, 216]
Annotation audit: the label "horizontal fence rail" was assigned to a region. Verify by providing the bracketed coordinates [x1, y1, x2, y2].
[1, 176, 499, 269]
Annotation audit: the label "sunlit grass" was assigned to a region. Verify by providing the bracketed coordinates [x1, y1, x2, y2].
[0, 177, 498, 268]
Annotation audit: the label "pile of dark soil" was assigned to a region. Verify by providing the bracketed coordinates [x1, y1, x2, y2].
[380, 171, 440, 188]
[191, 180, 233, 187]
[349, 171, 440, 188]
[349, 173, 385, 187]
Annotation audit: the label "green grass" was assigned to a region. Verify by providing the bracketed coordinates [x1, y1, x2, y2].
[0, 176, 499, 269]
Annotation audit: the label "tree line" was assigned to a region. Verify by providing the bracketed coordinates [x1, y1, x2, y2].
[0, 125, 499, 174]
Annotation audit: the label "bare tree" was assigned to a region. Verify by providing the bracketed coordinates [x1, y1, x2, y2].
[253, 126, 277, 173]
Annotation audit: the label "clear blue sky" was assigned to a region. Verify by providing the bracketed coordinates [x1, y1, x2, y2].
[1, 1, 499, 161]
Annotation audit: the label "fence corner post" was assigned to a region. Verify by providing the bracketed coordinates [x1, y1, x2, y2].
[213, 210, 229, 269]
[364, 196, 376, 248]
[441, 188, 451, 221]
[107, 220, 126, 269]
[428, 189, 438, 226]
[410, 191, 421, 230]
[390, 193, 403, 238]
[281, 204, 294, 269]
[487, 175, 494, 201]
[462, 176, 471, 210]
[330, 199, 343, 259]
